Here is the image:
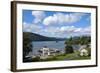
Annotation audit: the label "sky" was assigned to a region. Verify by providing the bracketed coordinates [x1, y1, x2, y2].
[22, 10, 91, 38]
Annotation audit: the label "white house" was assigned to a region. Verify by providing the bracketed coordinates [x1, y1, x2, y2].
[42, 47, 50, 56]
[38, 46, 61, 59]
[79, 45, 88, 56]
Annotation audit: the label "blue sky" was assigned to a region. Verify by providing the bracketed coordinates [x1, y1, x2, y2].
[23, 10, 91, 38]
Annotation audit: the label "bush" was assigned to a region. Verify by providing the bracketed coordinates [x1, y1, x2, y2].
[86, 48, 91, 56]
[65, 45, 74, 54]
[32, 56, 40, 62]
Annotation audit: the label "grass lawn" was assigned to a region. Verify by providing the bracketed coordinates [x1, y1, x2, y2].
[39, 51, 91, 61]
[29, 51, 91, 62]
[55, 53, 91, 61]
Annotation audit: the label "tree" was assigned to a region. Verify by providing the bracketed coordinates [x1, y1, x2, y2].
[65, 45, 74, 54]
[65, 36, 91, 46]
[86, 48, 91, 56]
[23, 37, 33, 60]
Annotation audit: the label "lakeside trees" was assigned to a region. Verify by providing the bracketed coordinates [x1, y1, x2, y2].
[65, 45, 74, 54]
[65, 36, 91, 45]
[64, 36, 91, 54]
[23, 35, 33, 62]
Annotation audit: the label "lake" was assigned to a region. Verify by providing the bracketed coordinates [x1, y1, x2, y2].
[29, 41, 80, 55]
[31, 41, 65, 55]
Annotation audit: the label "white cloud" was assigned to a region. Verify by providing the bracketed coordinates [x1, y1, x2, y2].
[23, 22, 42, 33]
[32, 11, 45, 23]
[23, 22, 90, 38]
[43, 13, 85, 26]
[83, 26, 91, 33]
[59, 26, 91, 37]
[58, 25, 91, 34]
[73, 26, 91, 34]
[60, 26, 76, 33]
[42, 25, 91, 37]
[44, 27, 60, 33]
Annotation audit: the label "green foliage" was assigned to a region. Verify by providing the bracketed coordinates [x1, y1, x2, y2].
[86, 48, 91, 56]
[79, 36, 91, 45]
[64, 36, 91, 58]
[65, 36, 91, 45]
[41, 56, 57, 61]
[32, 56, 40, 62]
[23, 36, 33, 59]
[65, 45, 74, 54]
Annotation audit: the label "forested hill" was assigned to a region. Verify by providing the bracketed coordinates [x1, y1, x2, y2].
[23, 32, 66, 41]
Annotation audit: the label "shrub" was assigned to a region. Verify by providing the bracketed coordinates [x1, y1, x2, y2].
[32, 56, 40, 62]
[65, 45, 74, 54]
[86, 48, 91, 56]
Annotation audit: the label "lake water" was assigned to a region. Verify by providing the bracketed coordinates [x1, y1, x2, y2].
[30, 41, 80, 55]
[31, 41, 65, 55]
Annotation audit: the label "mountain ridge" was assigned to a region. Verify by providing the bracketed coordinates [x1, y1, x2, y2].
[23, 32, 66, 41]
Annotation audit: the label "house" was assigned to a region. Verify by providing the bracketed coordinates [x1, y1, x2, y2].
[42, 46, 50, 56]
[38, 46, 61, 59]
[79, 45, 88, 56]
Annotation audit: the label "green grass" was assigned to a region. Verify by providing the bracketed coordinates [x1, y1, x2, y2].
[37, 52, 90, 62]
[31, 51, 91, 62]
[56, 53, 78, 60]
[54, 51, 91, 61]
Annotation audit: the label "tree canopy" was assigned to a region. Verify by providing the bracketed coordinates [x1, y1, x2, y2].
[65, 45, 74, 54]
[65, 36, 91, 45]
